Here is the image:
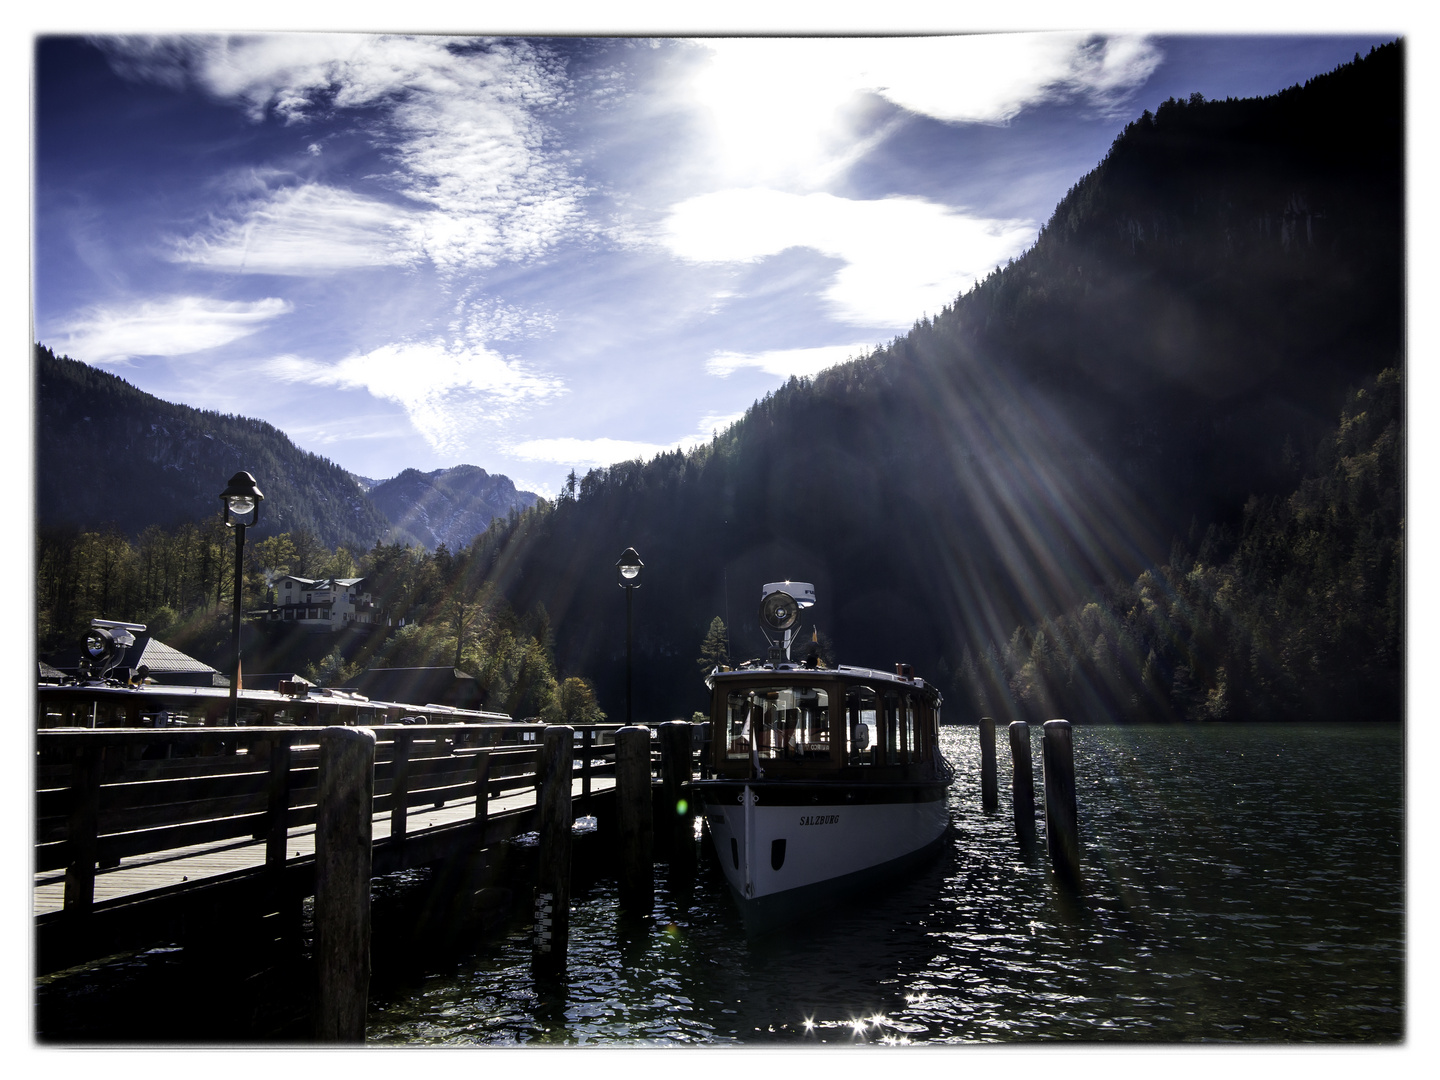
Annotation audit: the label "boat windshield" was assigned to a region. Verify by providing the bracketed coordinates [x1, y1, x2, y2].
[725, 685, 831, 763]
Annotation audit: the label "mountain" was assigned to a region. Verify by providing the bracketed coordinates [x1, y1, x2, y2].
[35, 345, 390, 551]
[367, 466, 538, 551]
[33, 345, 534, 553]
[460, 44, 1404, 721]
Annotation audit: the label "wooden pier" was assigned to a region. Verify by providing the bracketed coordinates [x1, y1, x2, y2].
[34, 720, 657, 980]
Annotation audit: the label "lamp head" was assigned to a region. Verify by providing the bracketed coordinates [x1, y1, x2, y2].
[616, 546, 643, 588]
[220, 471, 264, 527]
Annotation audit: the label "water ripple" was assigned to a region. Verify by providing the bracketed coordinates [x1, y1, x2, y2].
[362, 723, 1402, 1044]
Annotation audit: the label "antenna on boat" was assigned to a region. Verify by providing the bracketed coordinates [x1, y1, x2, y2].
[758, 581, 815, 663]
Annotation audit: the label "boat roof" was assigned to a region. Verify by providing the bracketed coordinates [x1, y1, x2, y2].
[706, 662, 942, 705]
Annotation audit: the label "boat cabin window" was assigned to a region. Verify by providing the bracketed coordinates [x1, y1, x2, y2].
[882, 690, 919, 765]
[846, 685, 878, 765]
[726, 685, 830, 763]
[848, 685, 923, 765]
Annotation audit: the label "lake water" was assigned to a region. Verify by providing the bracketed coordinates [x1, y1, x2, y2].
[363, 723, 1404, 1044]
[36, 723, 1403, 1044]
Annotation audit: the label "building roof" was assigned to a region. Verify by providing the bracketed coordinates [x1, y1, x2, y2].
[353, 666, 481, 708]
[277, 575, 367, 590]
[130, 635, 222, 676]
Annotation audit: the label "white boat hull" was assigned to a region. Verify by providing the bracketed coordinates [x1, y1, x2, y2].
[695, 781, 949, 910]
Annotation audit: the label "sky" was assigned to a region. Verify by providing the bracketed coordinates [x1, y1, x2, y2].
[31, 30, 1400, 499]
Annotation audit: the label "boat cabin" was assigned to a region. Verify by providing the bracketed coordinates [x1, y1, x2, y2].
[706, 664, 943, 782]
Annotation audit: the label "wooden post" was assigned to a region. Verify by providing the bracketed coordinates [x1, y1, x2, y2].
[658, 720, 694, 857]
[315, 726, 375, 1042]
[1041, 719, 1080, 884]
[534, 726, 574, 973]
[472, 749, 492, 847]
[264, 733, 294, 929]
[1008, 721, 1037, 848]
[698, 722, 712, 780]
[979, 716, 998, 811]
[580, 727, 594, 815]
[615, 725, 653, 914]
[388, 730, 413, 863]
[63, 742, 104, 915]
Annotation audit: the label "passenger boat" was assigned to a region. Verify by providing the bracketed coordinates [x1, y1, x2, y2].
[691, 582, 954, 926]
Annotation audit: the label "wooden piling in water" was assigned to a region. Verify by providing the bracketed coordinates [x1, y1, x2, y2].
[615, 725, 654, 914]
[315, 726, 375, 1042]
[658, 721, 694, 857]
[534, 726, 574, 973]
[1041, 719, 1079, 883]
[979, 716, 998, 811]
[1008, 721, 1037, 848]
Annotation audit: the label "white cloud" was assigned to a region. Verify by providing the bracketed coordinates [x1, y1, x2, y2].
[264, 339, 564, 454]
[171, 183, 420, 274]
[664, 189, 1034, 327]
[511, 408, 749, 468]
[52, 296, 292, 363]
[689, 34, 1161, 189]
[110, 35, 586, 274]
[510, 436, 679, 468]
[698, 409, 747, 434]
[706, 342, 870, 378]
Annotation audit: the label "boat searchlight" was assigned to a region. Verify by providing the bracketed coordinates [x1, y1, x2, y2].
[759, 581, 815, 663]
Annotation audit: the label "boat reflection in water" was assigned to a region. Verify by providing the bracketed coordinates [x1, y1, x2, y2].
[691, 582, 954, 929]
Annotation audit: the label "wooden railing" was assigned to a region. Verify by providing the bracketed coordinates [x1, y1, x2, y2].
[36, 722, 630, 916]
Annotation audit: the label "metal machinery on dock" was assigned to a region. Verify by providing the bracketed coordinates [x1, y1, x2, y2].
[38, 618, 516, 733]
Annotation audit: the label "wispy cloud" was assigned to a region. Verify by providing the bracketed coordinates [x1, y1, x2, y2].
[170, 182, 419, 275]
[452, 296, 558, 342]
[263, 338, 565, 455]
[52, 295, 292, 363]
[664, 189, 1034, 327]
[108, 35, 587, 274]
[706, 342, 871, 379]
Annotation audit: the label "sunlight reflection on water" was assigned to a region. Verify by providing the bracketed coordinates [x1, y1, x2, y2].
[365, 723, 1403, 1044]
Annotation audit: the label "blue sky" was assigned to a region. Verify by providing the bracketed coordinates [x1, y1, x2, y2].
[33, 30, 1398, 499]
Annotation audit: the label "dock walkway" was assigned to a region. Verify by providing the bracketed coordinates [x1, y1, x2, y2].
[34, 773, 616, 918]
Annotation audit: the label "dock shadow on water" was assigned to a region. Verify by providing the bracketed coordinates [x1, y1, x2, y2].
[38, 724, 1402, 1044]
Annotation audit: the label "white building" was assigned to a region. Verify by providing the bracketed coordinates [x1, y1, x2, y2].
[267, 575, 379, 632]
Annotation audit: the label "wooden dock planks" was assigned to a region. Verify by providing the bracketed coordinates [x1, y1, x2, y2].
[34, 775, 616, 917]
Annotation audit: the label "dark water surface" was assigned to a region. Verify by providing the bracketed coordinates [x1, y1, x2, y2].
[36, 724, 1403, 1043]
[363, 723, 1403, 1044]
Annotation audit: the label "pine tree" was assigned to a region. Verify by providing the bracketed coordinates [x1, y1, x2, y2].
[697, 616, 730, 673]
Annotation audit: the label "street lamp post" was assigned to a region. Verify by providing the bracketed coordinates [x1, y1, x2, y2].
[616, 547, 643, 725]
[220, 471, 264, 725]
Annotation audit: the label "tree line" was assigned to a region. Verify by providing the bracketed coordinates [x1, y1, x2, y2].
[37, 519, 605, 725]
[954, 369, 1401, 723]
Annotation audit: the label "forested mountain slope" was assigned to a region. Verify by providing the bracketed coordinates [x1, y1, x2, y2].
[463, 44, 1403, 721]
[36, 345, 390, 551]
